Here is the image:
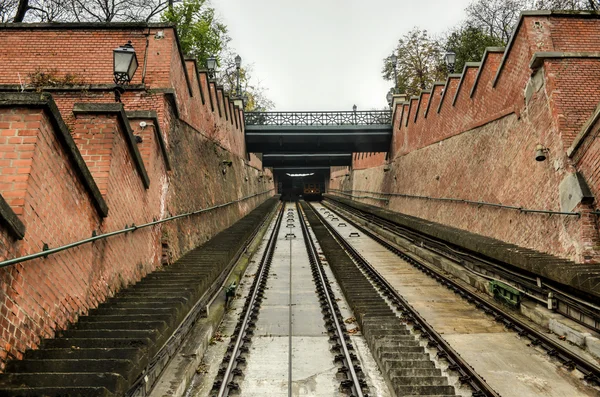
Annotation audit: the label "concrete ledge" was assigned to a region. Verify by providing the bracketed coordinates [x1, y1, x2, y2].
[73, 103, 150, 189]
[452, 62, 480, 106]
[470, 47, 505, 98]
[324, 194, 600, 300]
[493, 11, 600, 88]
[568, 101, 600, 158]
[126, 110, 172, 171]
[0, 194, 25, 239]
[436, 74, 462, 114]
[0, 92, 108, 217]
[424, 83, 445, 118]
[529, 51, 600, 69]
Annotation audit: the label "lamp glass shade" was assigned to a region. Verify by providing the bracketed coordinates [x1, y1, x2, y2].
[235, 54, 242, 68]
[390, 54, 398, 64]
[444, 51, 456, 67]
[113, 42, 138, 84]
[352, 104, 357, 112]
[207, 57, 217, 71]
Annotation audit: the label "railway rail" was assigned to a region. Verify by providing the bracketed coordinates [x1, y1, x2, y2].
[211, 203, 284, 396]
[320, 199, 600, 388]
[209, 203, 368, 396]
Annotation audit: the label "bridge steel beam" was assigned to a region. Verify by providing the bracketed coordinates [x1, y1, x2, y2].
[245, 125, 392, 153]
[262, 153, 352, 167]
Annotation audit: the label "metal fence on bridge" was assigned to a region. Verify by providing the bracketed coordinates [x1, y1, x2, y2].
[245, 110, 392, 126]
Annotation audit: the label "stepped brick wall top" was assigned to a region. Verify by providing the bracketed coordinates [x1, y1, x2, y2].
[0, 24, 274, 370]
[334, 12, 600, 264]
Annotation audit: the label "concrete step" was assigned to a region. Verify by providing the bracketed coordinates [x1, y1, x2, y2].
[89, 307, 175, 316]
[0, 386, 115, 397]
[6, 359, 139, 381]
[389, 368, 442, 377]
[58, 329, 161, 341]
[392, 385, 455, 396]
[0, 372, 128, 395]
[382, 359, 436, 372]
[42, 337, 153, 350]
[381, 352, 430, 361]
[74, 320, 169, 332]
[376, 345, 425, 354]
[391, 375, 449, 386]
[25, 348, 146, 362]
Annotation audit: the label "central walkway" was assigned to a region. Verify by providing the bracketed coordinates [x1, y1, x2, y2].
[239, 203, 340, 396]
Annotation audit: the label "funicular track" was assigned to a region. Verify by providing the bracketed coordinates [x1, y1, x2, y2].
[301, 201, 496, 397]
[325, 197, 600, 333]
[319, 199, 600, 389]
[210, 202, 367, 396]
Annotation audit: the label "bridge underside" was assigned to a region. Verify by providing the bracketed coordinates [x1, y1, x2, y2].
[263, 153, 352, 167]
[271, 166, 331, 175]
[245, 125, 392, 153]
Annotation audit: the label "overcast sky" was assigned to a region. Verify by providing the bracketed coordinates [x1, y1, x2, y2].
[212, 0, 473, 111]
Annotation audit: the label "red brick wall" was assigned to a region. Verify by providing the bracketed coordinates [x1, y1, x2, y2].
[332, 13, 600, 263]
[0, 25, 273, 370]
[0, 108, 102, 365]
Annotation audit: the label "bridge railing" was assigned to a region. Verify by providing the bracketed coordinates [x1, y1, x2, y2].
[245, 110, 392, 126]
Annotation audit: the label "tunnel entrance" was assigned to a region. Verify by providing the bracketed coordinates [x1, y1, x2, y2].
[275, 169, 328, 201]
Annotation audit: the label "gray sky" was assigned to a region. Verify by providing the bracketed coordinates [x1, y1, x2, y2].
[212, 0, 473, 111]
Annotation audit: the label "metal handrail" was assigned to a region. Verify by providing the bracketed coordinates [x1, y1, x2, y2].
[245, 110, 392, 126]
[328, 188, 581, 216]
[0, 189, 274, 269]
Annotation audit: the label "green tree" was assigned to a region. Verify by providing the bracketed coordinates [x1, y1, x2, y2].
[161, 0, 229, 68]
[382, 28, 446, 97]
[444, 25, 505, 72]
[218, 56, 274, 111]
[162, 0, 273, 111]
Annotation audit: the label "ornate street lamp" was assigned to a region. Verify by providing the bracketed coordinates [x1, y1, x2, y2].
[235, 54, 242, 97]
[444, 51, 456, 74]
[390, 54, 398, 94]
[113, 41, 138, 102]
[207, 56, 217, 80]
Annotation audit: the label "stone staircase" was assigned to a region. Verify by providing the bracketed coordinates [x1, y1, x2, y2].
[0, 197, 277, 397]
[302, 202, 455, 397]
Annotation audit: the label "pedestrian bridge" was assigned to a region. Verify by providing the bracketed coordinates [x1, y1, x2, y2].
[245, 110, 393, 154]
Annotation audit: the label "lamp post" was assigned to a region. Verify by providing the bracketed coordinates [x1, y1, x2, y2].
[235, 54, 242, 98]
[390, 54, 398, 94]
[444, 51, 456, 74]
[352, 104, 357, 124]
[207, 56, 217, 80]
[113, 41, 138, 102]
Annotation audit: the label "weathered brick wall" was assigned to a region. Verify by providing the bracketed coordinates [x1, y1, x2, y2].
[0, 24, 273, 370]
[331, 12, 600, 263]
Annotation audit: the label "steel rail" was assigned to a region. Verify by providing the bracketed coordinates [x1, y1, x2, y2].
[0, 189, 274, 269]
[309, 204, 501, 397]
[296, 202, 365, 397]
[215, 204, 284, 397]
[326, 198, 600, 331]
[323, 202, 600, 387]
